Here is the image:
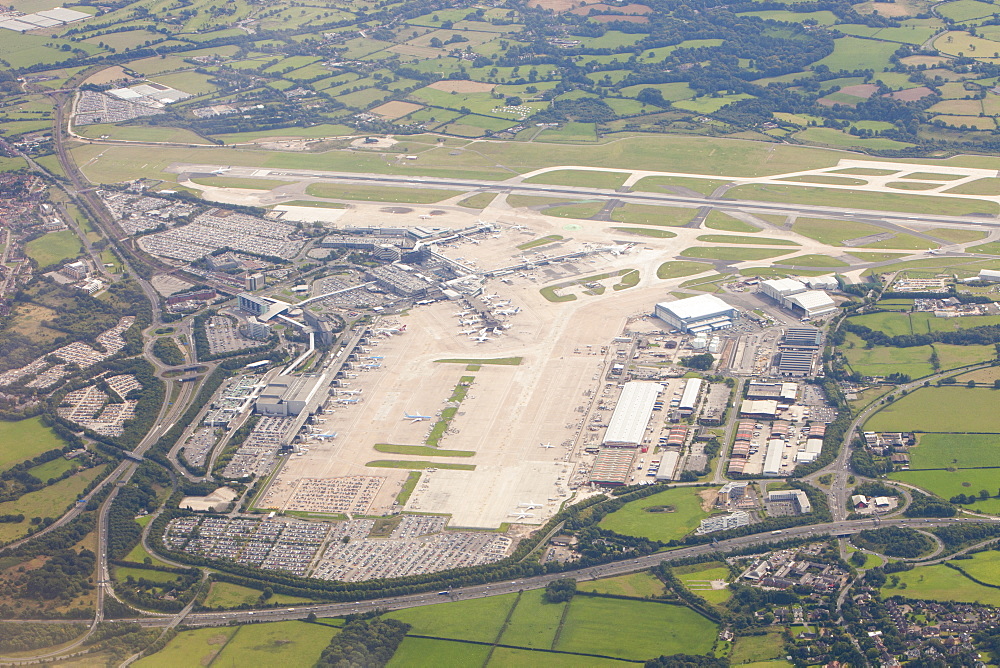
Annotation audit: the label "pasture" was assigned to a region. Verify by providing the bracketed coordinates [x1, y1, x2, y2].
[387, 637, 490, 668]
[883, 562, 1000, 606]
[673, 562, 732, 605]
[24, 231, 83, 267]
[865, 387, 1000, 432]
[842, 338, 935, 380]
[0, 467, 105, 543]
[909, 433, 1000, 469]
[576, 571, 665, 598]
[386, 593, 517, 643]
[498, 589, 566, 649]
[555, 597, 717, 659]
[212, 620, 335, 665]
[134, 627, 238, 668]
[891, 468, 1000, 509]
[0, 417, 67, 472]
[598, 486, 713, 542]
[730, 631, 787, 664]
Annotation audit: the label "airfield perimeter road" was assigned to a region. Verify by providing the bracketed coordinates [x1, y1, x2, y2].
[171, 164, 1000, 231]
[59, 516, 992, 632]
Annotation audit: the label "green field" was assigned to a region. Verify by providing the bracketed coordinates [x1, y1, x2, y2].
[725, 184, 998, 217]
[489, 647, 632, 667]
[848, 312, 916, 337]
[927, 228, 987, 243]
[632, 175, 731, 194]
[610, 204, 698, 226]
[730, 631, 787, 664]
[0, 417, 67, 472]
[523, 169, 629, 189]
[387, 637, 491, 668]
[673, 562, 732, 605]
[517, 234, 564, 250]
[498, 589, 566, 649]
[555, 597, 716, 660]
[656, 261, 712, 279]
[23, 230, 83, 267]
[882, 562, 1000, 606]
[26, 457, 76, 482]
[612, 227, 677, 238]
[891, 468, 1000, 510]
[865, 386, 1000, 432]
[599, 487, 713, 542]
[704, 211, 760, 233]
[773, 254, 849, 267]
[134, 626, 238, 668]
[680, 247, 794, 261]
[202, 581, 315, 608]
[0, 466, 104, 543]
[695, 235, 799, 246]
[305, 183, 462, 203]
[577, 571, 665, 598]
[386, 593, 517, 643]
[373, 444, 475, 457]
[211, 620, 335, 665]
[191, 176, 295, 189]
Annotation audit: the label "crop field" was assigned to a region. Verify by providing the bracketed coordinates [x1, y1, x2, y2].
[908, 433, 1000, 469]
[555, 597, 716, 659]
[24, 231, 84, 268]
[134, 627, 238, 668]
[212, 620, 335, 665]
[386, 593, 517, 643]
[865, 386, 1000, 432]
[387, 637, 491, 668]
[0, 417, 67, 472]
[576, 571, 665, 598]
[882, 562, 1000, 606]
[598, 486, 713, 542]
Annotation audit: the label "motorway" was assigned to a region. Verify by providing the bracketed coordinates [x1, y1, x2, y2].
[173, 164, 1000, 230]
[98, 516, 995, 629]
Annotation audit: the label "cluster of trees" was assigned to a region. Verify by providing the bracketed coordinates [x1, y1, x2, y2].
[844, 319, 1000, 349]
[681, 353, 714, 370]
[853, 527, 933, 558]
[903, 490, 957, 518]
[314, 617, 410, 668]
[151, 337, 184, 366]
[544, 578, 577, 603]
[645, 656, 728, 668]
[0, 622, 88, 653]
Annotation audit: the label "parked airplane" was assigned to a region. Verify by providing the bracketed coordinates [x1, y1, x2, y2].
[539, 442, 554, 449]
[365, 356, 384, 360]
[337, 398, 360, 404]
[509, 224, 527, 230]
[459, 319, 479, 326]
[404, 412, 432, 422]
[509, 511, 535, 520]
[459, 329, 477, 335]
[419, 214, 432, 219]
[474, 335, 491, 343]
[496, 308, 519, 316]
[339, 389, 362, 395]
[519, 501, 542, 509]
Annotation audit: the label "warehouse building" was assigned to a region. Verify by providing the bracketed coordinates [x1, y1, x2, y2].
[746, 381, 798, 402]
[979, 269, 1000, 283]
[603, 381, 664, 447]
[653, 294, 737, 333]
[760, 278, 807, 303]
[589, 448, 636, 485]
[678, 378, 702, 416]
[655, 450, 681, 481]
[784, 290, 837, 318]
[806, 275, 838, 290]
[763, 438, 785, 476]
[740, 399, 779, 419]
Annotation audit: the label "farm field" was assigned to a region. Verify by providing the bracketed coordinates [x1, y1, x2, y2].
[554, 597, 717, 659]
[385, 593, 517, 643]
[673, 562, 732, 605]
[387, 637, 491, 668]
[890, 468, 1000, 510]
[134, 627, 238, 668]
[0, 466, 106, 543]
[576, 571, 665, 598]
[211, 620, 336, 666]
[497, 589, 566, 649]
[0, 417, 67, 472]
[864, 386, 1000, 432]
[882, 562, 1000, 606]
[598, 486, 713, 542]
[730, 631, 787, 665]
[908, 433, 1000, 469]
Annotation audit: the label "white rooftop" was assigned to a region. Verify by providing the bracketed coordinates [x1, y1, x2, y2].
[37, 7, 91, 21]
[657, 294, 733, 320]
[0, 19, 35, 31]
[17, 14, 61, 26]
[762, 277, 807, 293]
[786, 290, 836, 310]
[603, 381, 664, 447]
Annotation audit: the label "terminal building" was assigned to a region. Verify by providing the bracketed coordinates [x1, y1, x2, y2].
[654, 294, 736, 333]
[602, 381, 664, 447]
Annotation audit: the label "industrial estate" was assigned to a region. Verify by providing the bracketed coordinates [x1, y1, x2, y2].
[9, 0, 1000, 664]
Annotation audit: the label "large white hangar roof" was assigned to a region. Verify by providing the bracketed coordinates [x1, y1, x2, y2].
[656, 294, 732, 321]
[603, 381, 664, 447]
